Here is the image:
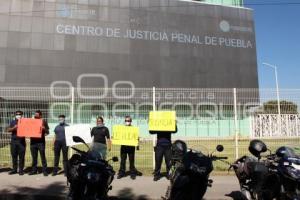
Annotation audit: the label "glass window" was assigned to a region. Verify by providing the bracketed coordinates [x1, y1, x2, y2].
[0, 1, 11, 14]
[0, 32, 8, 47]
[0, 15, 9, 31]
[0, 65, 6, 82]
[32, 17, 43, 33]
[19, 33, 31, 48]
[31, 32, 42, 49]
[9, 15, 21, 31]
[20, 16, 32, 32]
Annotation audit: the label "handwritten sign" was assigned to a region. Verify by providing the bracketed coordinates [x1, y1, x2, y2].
[112, 125, 139, 147]
[65, 124, 92, 147]
[148, 111, 176, 132]
[17, 118, 43, 138]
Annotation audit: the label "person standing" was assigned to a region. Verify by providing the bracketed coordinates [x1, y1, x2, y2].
[91, 116, 111, 160]
[150, 125, 177, 181]
[52, 115, 69, 176]
[29, 110, 49, 176]
[7, 110, 26, 175]
[117, 116, 141, 180]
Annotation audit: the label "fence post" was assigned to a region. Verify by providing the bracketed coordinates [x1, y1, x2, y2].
[152, 86, 156, 170]
[233, 88, 239, 159]
[249, 115, 252, 138]
[296, 115, 299, 137]
[71, 87, 74, 125]
[69, 87, 75, 157]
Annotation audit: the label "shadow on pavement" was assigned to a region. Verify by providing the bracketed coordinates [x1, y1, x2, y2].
[23, 167, 62, 174]
[0, 167, 11, 173]
[0, 185, 152, 200]
[0, 182, 67, 200]
[110, 187, 151, 200]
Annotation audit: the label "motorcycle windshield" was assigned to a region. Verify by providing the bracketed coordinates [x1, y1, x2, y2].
[283, 146, 300, 157]
[186, 143, 209, 156]
[287, 146, 300, 164]
[90, 142, 107, 160]
[277, 146, 300, 164]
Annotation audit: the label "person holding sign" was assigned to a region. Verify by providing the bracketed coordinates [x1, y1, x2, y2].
[52, 115, 69, 176]
[91, 116, 111, 160]
[7, 110, 26, 175]
[117, 116, 141, 180]
[29, 110, 49, 176]
[149, 111, 177, 181]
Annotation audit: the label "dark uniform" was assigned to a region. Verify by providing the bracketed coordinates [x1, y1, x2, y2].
[30, 120, 49, 173]
[91, 125, 110, 144]
[53, 123, 69, 175]
[91, 125, 110, 158]
[9, 119, 26, 173]
[150, 126, 177, 178]
[119, 145, 137, 175]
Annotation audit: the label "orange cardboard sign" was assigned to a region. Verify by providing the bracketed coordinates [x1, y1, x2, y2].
[17, 118, 43, 138]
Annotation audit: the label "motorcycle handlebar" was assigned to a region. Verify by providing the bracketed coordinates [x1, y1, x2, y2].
[71, 147, 87, 156]
[211, 156, 228, 160]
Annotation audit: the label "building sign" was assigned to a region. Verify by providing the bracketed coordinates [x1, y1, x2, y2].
[56, 24, 253, 49]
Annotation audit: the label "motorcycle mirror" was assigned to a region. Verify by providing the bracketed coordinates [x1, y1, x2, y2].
[248, 139, 267, 159]
[73, 136, 86, 144]
[72, 136, 90, 150]
[216, 145, 224, 152]
[276, 146, 288, 158]
[112, 156, 119, 162]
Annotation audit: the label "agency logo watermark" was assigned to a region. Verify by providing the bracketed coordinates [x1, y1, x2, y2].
[57, 4, 96, 18]
[219, 20, 253, 33]
[49, 73, 260, 123]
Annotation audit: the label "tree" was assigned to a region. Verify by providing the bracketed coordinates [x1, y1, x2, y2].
[258, 100, 298, 114]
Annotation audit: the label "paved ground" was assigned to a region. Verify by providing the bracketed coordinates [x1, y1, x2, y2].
[0, 169, 242, 200]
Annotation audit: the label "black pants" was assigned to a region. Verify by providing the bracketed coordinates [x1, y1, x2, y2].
[30, 143, 47, 172]
[154, 145, 172, 176]
[10, 140, 26, 172]
[54, 140, 68, 173]
[119, 145, 136, 174]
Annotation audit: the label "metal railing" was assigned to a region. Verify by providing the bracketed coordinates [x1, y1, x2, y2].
[1, 87, 300, 172]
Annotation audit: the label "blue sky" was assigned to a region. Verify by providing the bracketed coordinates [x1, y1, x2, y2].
[244, 0, 300, 88]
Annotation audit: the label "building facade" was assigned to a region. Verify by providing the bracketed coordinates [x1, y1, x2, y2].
[0, 0, 258, 88]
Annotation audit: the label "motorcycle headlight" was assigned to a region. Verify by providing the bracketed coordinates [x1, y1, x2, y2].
[87, 172, 100, 183]
[190, 163, 206, 174]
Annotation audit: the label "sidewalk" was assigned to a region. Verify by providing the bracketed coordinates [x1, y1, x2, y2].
[0, 172, 241, 200]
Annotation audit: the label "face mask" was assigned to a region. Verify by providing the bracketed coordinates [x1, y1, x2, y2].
[125, 122, 131, 126]
[59, 120, 65, 124]
[15, 115, 21, 120]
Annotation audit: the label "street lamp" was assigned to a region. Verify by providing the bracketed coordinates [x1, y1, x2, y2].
[263, 62, 281, 135]
[263, 63, 280, 116]
[262, 62, 281, 116]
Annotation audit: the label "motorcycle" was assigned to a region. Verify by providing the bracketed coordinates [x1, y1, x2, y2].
[67, 136, 118, 200]
[273, 146, 300, 199]
[231, 140, 300, 200]
[164, 140, 227, 200]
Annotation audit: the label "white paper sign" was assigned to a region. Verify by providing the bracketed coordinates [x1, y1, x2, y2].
[65, 124, 92, 147]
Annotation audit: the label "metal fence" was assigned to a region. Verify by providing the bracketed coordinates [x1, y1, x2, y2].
[1, 87, 300, 173]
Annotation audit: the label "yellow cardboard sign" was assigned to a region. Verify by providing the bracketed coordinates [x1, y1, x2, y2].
[148, 111, 176, 131]
[112, 125, 139, 147]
